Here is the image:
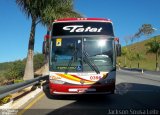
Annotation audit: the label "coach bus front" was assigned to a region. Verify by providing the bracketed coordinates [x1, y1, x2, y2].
[48, 18, 120, 95]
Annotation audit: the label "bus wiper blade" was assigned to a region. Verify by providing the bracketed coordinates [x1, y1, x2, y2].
[83, 51, 100, 74]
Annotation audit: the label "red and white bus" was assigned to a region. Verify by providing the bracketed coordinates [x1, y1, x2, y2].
[43, 18, 121, 95]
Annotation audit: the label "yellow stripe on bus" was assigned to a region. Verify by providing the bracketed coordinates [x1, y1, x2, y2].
[56, 73, 95, 84]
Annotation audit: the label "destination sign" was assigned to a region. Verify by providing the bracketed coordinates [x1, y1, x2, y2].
[52, 22, 114, 36]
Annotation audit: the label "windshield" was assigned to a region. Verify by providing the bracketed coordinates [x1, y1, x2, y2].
[50, 36, 115, 72]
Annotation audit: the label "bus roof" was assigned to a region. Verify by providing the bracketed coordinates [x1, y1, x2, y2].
[54, 18, 112, 23]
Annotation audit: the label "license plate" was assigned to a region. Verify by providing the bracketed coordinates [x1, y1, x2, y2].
[69, 88, 96, 92]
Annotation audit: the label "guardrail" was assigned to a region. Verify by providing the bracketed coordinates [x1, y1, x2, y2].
[120, 67, 143, 72]
[0, 75, 49, 99]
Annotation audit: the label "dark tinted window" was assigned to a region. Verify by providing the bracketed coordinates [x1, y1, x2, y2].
[52, 22, 114, 36]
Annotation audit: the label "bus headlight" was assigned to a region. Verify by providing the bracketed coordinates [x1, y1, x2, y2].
[50, 79, 65, 84]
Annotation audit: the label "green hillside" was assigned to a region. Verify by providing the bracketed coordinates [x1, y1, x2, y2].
[0, 62, 12, 78]
[118, 35, 160, 71]
[0, 53, 44, 85]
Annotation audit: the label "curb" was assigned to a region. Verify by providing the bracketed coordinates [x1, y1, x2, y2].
[0, 87, 43, 109]
[11, 87, 43, 109]
[0, 100, 13, 109]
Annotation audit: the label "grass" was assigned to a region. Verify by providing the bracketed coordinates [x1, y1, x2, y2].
[118, 35, 160, 71]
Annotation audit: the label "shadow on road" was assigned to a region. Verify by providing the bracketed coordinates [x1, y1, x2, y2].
[40, 82, 160, 115]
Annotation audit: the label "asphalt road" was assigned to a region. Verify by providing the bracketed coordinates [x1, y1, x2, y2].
[19, 70, 160, 115]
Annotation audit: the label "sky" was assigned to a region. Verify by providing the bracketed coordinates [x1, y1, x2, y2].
[0, 0, 160, 63]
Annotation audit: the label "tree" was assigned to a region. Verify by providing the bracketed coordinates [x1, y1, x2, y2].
[121, 47, 128, 67]
[16, 0, 81, 80]
[145, 37, 160, 71]
[41, 0, 81, 26]
[5, 60, 25, 80]
[16, 0, 46, 80]
[126, 49, 135, 68]
[124, 35, 135, 45]
[134, 24, 155, 40]
[130, 24, 155, 69]
[140, 24, 155, 36]
[33, 53, 45, 71]
[134, 52, 144, 68]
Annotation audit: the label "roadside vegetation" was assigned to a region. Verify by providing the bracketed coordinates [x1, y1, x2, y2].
[0, 53, 44, 86]
[118, 24, 160, 71]
[118, 36, 160, 71]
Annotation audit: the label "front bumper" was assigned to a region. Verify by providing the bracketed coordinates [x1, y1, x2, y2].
[49, 82, 115, 95]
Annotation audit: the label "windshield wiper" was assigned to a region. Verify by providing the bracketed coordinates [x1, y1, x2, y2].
[83, 50, 100, 74]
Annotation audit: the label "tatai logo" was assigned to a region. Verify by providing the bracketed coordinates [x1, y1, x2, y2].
[63, 25, 102, 32]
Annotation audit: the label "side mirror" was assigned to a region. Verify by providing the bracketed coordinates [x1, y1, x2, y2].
[43, 32, 51, 55]
[116, 44, 121, 56]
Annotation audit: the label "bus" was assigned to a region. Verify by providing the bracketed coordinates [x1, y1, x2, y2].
[43, 18, 121, 95]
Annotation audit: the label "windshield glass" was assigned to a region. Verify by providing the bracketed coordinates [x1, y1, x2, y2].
[50, 37, 82, 72]
[83, 37, 114, 71]
[50, 36, 115, 72]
